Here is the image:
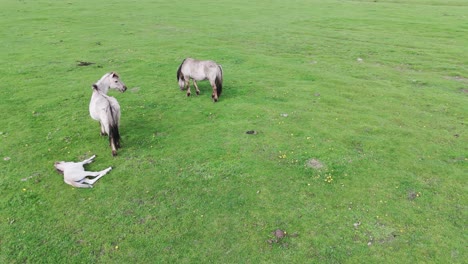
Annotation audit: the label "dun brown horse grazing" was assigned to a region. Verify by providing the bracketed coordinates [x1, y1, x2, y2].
[177, 58, 223, 102]
[89, 72, 127, 156]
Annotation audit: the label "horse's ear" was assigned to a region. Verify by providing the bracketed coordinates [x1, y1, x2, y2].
[92, 84, 98, 90]
[111, 72, 119, 78]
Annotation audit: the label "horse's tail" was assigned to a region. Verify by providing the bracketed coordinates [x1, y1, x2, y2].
[215, 64, 223, 97]
[107, 104, 121, 156]
[177, 58, 186, 81]
[109, 123, 121, 153]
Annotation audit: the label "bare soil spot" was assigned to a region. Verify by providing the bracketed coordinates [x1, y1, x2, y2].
[267, 229, 292, 248]
[273, 229, 286, 239]
[76, 61, 95, 66]
[407, 190, 420, 201]
[306, 158, 324, 169]
[445, 76, 468, 83]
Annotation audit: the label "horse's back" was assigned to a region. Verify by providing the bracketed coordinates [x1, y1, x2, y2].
[183, 58, 220, 81]
[89, 92, 120, 122]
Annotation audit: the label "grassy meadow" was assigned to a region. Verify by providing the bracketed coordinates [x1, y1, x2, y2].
[0, 0, 467, 262]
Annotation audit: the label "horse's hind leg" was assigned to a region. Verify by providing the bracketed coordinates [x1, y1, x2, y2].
[99, 122, 107, 136]
[210, 82, 218, 102]
[71, 182, 93, 188]
[193, 80, 200, 95]
[82, 167, 112, 185]
[110, 136, 118, 156]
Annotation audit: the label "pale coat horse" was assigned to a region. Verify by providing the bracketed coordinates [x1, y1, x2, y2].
[89, 72, 127, 156]
[177, 58, 223, 102]
[54, 155, 111, 188]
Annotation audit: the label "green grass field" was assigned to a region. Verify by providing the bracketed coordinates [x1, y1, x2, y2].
[0, 0, 466, 262]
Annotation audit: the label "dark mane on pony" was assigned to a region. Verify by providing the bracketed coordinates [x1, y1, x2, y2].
[176, 59, 186, 81]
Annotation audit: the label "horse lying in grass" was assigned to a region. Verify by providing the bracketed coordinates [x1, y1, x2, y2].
[89, 72, 127, 156]
[54, 155, 111, 188]
[177, 58, 223, 102]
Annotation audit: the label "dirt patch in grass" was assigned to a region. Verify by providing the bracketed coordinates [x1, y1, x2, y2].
[267, 229, 298, 248]
[76, 61, 95, 66]
[407, 190, 421, 201]
[306, 158, 324, 169]
[445, 76, 468, 83]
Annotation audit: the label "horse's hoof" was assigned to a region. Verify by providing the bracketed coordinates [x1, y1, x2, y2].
[112, 151, 117, 156]
[196, 91, 200, 95]
[187, 93, 191, 97]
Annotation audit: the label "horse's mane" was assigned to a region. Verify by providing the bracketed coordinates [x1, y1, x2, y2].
[93, 72, 119, 92]
[176, 59, 186, 81]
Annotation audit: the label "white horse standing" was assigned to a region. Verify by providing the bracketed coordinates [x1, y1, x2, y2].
[177, 58, 223, 102]
[89, 72, 127, 156]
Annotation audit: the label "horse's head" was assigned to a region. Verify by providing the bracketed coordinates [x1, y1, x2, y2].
[54, 161, 66, 175]
[178, 78, 186, 90]
[108, 72, 127, 92]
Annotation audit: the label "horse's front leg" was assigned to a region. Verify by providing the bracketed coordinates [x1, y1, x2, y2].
[81, 155, 96, 165]
[193, 80, 200, 95]
[186, 79, 191, 97]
